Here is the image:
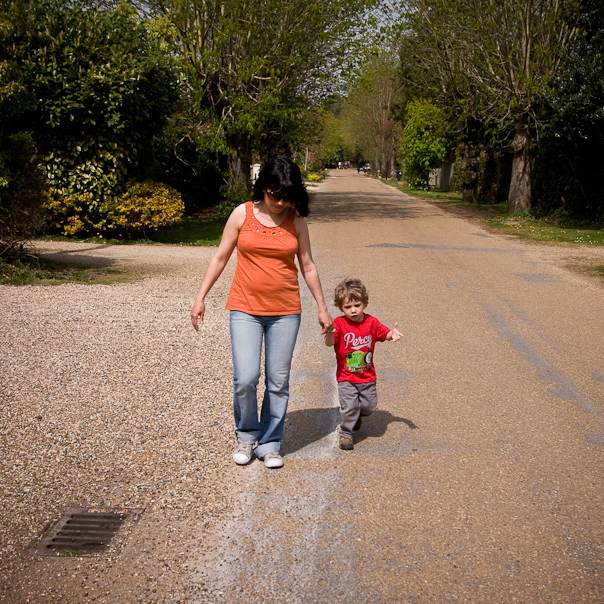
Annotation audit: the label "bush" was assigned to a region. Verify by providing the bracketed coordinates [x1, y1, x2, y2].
[44, 180, 185, 237]
[16, 1, 179, 205]
[0, 133, 48, 258]
[142, 124, 224, 214]
[308, 173, 322, 183]
[43, 191, 104, 236]
[402, 99, 448, 189]
[107, 181, 184, 235]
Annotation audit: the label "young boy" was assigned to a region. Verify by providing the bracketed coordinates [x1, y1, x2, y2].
[325, 278, 403, 450]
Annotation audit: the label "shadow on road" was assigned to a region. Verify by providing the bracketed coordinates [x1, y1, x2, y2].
[282, 407, 340, 455]
[36, 247, 120, 268]
[283, 407, 417, 454]
[355, 410, 418, 445]
[309, 191, 424, 223]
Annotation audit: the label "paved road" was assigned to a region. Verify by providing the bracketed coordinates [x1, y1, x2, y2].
[193, 171, 604, 603]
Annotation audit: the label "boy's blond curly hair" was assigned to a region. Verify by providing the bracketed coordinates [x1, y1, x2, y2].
[334, 278, 369, 309]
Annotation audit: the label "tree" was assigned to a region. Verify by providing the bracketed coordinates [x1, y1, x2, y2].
[140, 0, 373, 195]
[401, 99, 447, 187]
[532, 0, 604, 222]
[340, 51, 406, 175]
[313, 101, 358, 167]
[0, 1, 47, 256]
[15, 0, 180, 208]
[398, 0, 574, 212]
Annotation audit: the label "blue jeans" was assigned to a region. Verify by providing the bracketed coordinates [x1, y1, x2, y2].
[229, 311, 301, 458]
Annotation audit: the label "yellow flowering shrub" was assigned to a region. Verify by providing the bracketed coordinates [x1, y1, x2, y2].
[44, 192, 102, 236]
[108, 181, 184, 234]
[44, 181, 184, 237]
[308, 174, 322, 183]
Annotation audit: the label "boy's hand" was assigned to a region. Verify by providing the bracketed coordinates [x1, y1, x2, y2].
[324, 323, 336, 347]
[389, 322, 403, 342]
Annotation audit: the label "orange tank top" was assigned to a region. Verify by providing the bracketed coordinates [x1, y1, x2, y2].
[226, 201, 301, 315]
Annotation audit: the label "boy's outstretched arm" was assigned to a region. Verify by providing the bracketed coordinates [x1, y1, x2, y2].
[386, 322, 403, 342]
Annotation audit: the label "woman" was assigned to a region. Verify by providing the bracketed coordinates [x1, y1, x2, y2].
[191, 157, 332, 468]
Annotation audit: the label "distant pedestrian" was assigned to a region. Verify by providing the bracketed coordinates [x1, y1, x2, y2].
[191, 157, 332, 468]
[324, 278, 403, 450]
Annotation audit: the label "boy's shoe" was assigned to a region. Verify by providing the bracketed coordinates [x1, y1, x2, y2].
[233, 443, 254, 465]
[263, 451, 284, 469]
[339, 436, 354, 450]
[353, 416, 362, 432]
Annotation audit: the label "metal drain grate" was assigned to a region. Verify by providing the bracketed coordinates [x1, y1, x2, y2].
[33, 507, 139, 556]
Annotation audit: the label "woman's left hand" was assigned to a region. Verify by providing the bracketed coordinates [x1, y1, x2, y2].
[318, 308, 333, 335]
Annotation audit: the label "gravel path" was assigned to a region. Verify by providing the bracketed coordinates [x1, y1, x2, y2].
[1, 243, 240, 602]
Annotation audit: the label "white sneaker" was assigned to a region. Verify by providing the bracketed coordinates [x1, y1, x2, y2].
[233, 443, 253, 465]
[263, 451, 284, 469]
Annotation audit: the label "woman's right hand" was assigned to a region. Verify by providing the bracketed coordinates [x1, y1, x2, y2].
[318, 308, 334, 335]
[191, 299, 205, 331]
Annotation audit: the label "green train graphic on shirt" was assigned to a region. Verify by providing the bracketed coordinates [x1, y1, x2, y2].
[345, 350, 373, 373]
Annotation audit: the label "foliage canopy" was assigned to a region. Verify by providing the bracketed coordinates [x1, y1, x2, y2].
[16, 0, 180, 205]
[532, 0, 604, 223]
[397, 0, 573, 212]
[140, 0, 376, 193]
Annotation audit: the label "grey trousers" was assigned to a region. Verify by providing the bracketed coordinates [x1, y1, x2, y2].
[337, 381, 378, 439]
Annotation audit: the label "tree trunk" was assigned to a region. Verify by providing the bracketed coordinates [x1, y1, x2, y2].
[508, 127, 534, 214]
[480, 148, 500, 202]
[226, 133, 252, 192]
[438, 162, 454, 189]
[459, 142, 479, 204]
[461, 184, 478, 203]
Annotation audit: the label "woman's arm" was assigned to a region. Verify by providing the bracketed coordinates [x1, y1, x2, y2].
[190, 204, 245, 331]
[295, 216, 333, 334]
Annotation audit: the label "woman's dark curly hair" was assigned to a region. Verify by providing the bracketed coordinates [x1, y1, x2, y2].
[252, 157, 310, 217]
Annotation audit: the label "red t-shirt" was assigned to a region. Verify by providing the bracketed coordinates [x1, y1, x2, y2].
[333, 314, 390, 383]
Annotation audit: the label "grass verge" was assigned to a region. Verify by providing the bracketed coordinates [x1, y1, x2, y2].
[485, 214, 604, 245]
[382, 177, 604, 246]
[381, 180, 463, 201]
[146, 215, 225, 246]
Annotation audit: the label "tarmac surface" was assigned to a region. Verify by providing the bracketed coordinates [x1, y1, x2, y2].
[193, 172, 604, 603]
[3, 170, 604, 602]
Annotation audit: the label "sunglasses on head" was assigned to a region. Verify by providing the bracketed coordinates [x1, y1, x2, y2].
[266, 188, 290, 202]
